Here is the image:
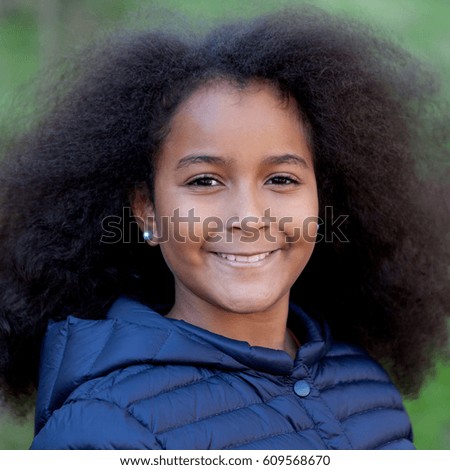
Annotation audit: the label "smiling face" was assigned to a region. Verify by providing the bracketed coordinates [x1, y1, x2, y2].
[132, 80, 319, 316]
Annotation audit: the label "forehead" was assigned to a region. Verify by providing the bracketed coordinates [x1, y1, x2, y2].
[173, 80, 301, 128]
[156, 80, 312, 166]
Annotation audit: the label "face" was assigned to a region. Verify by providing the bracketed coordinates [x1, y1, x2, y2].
[133, 81, 319, 314]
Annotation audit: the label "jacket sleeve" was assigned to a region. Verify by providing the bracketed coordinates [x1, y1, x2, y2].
[30, 399, 162, 450]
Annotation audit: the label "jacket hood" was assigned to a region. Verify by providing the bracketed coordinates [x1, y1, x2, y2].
[34, 295, 331, 433]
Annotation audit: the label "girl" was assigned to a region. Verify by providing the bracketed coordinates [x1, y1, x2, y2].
[0, 7, 448, 450]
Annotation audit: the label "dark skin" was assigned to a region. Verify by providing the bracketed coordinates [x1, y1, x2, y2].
[132, 81, 319, 359]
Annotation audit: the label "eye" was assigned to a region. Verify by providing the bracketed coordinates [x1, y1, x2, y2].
[266, 175, 301, 185]
[186, 175, 222, 186]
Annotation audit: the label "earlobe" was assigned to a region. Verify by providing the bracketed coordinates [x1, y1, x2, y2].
[143, 230, 153, 241]
[130, 187, 159, 246]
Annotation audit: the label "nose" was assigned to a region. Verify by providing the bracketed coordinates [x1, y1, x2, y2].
[226, 184, 268, 233]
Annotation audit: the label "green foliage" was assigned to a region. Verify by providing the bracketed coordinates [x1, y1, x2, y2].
[404, 362, 450, 450]
[0, 413, 33, 450]
[0, 0, 448, 450]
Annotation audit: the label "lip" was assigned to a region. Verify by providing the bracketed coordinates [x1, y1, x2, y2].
[210, 249, 279, 267]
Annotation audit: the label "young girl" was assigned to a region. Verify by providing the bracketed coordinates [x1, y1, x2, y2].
[0, 7, 448, 450]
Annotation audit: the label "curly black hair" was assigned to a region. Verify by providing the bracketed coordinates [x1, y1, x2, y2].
[1, 6, 449, 413]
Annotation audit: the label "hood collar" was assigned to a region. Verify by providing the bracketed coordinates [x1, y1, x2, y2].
[107, 296, 331, 369]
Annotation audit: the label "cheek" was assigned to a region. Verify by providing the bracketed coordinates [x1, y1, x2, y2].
[281, 216, 319, 244]
[272, 191, 319, 243]
[153, 190, 207, 244]
[158, 235, 204, 284]
[155, 205, 211, 276]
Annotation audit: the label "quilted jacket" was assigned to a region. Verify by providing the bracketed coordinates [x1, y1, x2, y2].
[31, 295, 415, 450]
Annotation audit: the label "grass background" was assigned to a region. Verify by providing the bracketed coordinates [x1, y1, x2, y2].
[0, 0, 449, 449]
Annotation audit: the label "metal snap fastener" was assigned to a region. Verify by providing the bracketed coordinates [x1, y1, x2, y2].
[294, 380, 311, 397]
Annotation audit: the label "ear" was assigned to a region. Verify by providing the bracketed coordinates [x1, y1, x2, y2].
[130, 185, 159, 246]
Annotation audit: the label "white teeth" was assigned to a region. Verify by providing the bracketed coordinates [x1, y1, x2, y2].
[216, 251, 272, 263]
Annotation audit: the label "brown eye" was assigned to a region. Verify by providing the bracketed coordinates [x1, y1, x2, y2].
[187, 176, 221, 186]
[266, 175, 301, 185]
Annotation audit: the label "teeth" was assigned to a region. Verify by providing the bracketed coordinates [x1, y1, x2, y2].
[216, 251, 272, 262]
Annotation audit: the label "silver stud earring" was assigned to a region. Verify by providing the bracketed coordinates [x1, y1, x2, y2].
[143, 230, 153, 241]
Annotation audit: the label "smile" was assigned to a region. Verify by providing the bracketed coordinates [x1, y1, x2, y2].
[213, 250, 276, 263]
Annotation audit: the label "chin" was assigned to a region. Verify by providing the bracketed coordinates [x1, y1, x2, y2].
[217, 293, 281, 314]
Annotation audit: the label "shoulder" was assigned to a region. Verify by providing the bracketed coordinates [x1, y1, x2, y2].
[320, 341, 394, 383]
[32, 295, 222, 449]
[315, 340, 398, 397]
[32, 296, 178, 449]
[316, 341, 414, 449]
[31, 395, 162, 449]
[316, 340, 407, 410]
[31, 360, 217, 450]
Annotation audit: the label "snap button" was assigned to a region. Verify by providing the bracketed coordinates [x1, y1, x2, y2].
[294, 380, 311, 397]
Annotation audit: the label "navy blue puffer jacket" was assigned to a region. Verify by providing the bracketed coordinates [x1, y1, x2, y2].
[31, 296, 414, 450]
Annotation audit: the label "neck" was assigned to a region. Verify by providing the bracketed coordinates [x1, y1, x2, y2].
[166, 285, 298, 358]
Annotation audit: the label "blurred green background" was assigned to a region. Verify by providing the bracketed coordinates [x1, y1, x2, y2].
[0, 0, 449, 450]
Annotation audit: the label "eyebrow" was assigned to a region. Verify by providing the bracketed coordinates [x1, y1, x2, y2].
[264, 154, 309, 169]
[176, 155, 230, 169]
[176, 153, 309, 170]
